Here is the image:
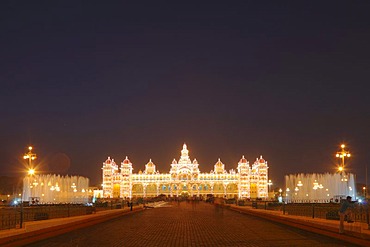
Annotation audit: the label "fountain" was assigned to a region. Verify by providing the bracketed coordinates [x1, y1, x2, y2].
[22, 174, 89, 204]
[285, 172, 356, 203]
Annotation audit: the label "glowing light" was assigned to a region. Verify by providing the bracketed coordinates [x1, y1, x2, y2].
[28, 169, 35, 175]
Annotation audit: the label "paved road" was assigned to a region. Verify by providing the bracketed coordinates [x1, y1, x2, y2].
[27, 201, 358, 247]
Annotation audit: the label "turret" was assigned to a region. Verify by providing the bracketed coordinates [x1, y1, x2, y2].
[102, 157, 118, 198]
[214, 158, 225, 174]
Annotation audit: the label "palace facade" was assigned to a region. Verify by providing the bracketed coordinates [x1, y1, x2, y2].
[102, 144, 269, 199]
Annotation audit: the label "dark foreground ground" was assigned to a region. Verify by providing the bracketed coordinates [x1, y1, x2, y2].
[26, 201, 358, 247]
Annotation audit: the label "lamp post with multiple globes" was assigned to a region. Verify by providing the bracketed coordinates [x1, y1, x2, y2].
[20, 146, 37, 228]
[335, 144, 351, 200]
[24, 146, 37, 169]
[336, 144, 350, 173]
[24, 146, 37, 200]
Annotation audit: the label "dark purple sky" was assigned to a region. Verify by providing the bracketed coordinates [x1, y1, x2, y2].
[1, 2, 370, 187]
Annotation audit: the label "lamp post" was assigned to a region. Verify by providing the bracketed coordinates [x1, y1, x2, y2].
[336, 144, 350, 173]
[363, 186, 366, 198]
[286, 188, 290, 203]
[335, 144, 350, 198]
[20, 146, 37, 228]
[267, 180, 273, 199]
[24, 146, 37, 169]
[24, 146, 37, 200]
[278, 188, 282, 203]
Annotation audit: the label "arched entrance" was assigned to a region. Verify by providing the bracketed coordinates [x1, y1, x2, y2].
[180, 191, 189, 199]
[132, 184, 143, 198]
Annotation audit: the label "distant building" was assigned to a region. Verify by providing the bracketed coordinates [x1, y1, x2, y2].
[102, 144, 269, 199]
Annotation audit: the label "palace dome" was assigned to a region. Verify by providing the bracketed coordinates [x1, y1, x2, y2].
[239, 155, 247, 164]
[147, 159, 154, 166]
[214, 158, 225, 174]
[258, 156, 265, 163]
[145, 159, 156, 174]
[215, 158, 223, 166]
[123, 156, 131, 164]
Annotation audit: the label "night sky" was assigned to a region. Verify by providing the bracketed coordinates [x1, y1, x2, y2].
[1, 2, 370, 188]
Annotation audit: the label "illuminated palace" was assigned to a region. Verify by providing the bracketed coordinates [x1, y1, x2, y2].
[102, 144, 269, 199]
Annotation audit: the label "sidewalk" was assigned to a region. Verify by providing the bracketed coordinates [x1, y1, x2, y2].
[1, 202, 370, 246]
[0, 205, 145, 247]
[227, 204, 370, 247]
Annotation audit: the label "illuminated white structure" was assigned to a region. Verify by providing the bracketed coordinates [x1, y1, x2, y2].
[23, 174, 89, 204]
[285, 173, 356, 203]
[102, 144, 269, 199]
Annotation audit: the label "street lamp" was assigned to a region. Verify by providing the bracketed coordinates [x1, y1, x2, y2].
[24, 146, 37, 199]
[267, 179, 273, 190]
[335, 144, 350, 172]
[24, 146, 37, 169]
[363, 186, 366, 198]
[285, 188, 290, 203]
[20, 146, 37, 229]
[267, 180, 273, 199]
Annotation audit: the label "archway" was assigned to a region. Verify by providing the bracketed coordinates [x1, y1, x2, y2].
[132, 184, 143, 198]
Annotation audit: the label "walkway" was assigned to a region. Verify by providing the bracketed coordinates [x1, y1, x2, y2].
[0, 201, 369, 246]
